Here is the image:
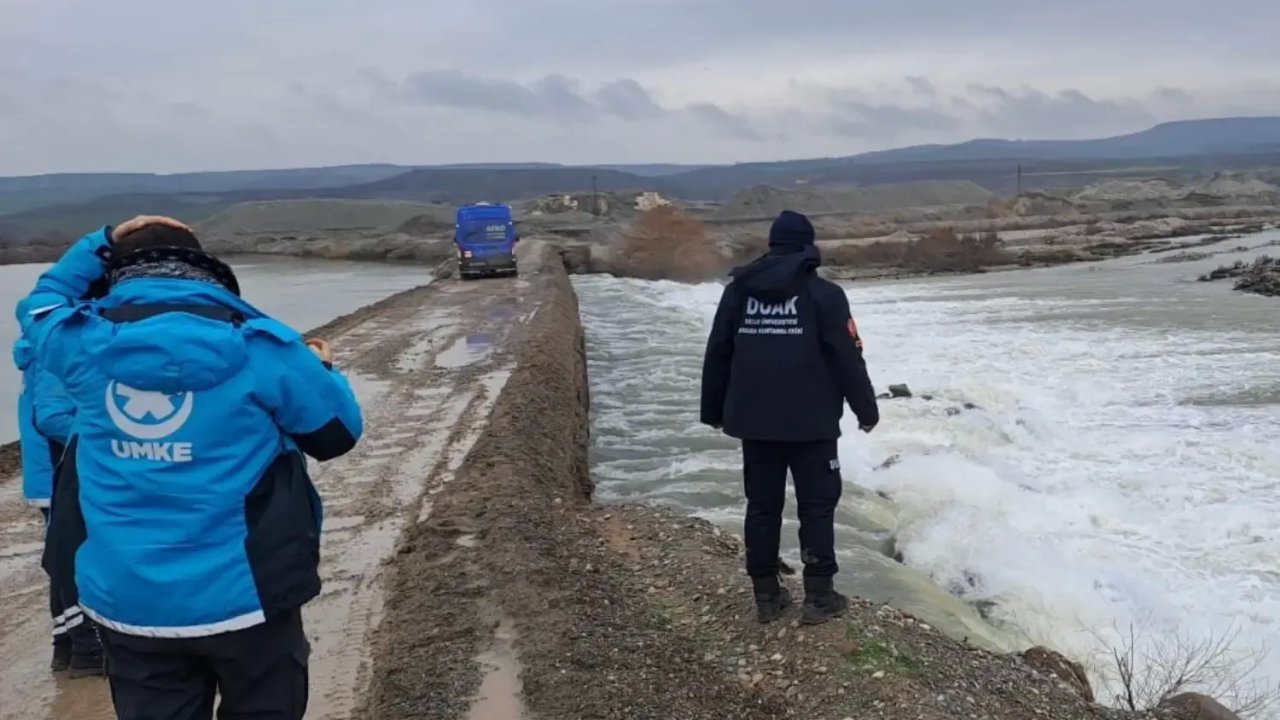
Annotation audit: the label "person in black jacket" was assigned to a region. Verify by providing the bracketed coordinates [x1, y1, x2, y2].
[700, 210, 879, 625]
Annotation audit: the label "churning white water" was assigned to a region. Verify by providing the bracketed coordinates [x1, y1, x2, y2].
[576, 230, 1280, 707]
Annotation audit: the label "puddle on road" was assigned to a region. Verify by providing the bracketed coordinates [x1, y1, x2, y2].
[480, 369, 513, 403]
[436, 334, 495, 369]
[466, 615, 526, 720]
[342, 371, 391, 408]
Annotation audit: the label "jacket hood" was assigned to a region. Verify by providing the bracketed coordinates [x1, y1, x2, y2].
[95, 278, 271, 394]
[12, 338, 32, 372]
[730, 245, 821, 301]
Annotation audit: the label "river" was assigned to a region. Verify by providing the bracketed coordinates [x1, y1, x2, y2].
[575, 230, 1280, 707]
[0, 256, 429, 443]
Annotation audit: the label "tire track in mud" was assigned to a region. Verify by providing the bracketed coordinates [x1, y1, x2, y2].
[286, 276, 533, 720]
[0, 275, 535, 720]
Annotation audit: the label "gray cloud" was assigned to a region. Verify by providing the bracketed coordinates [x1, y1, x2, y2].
[905, 76, 937, 97]
[373, 68, 767, 138]
[965, 85, 1154, 138]
[594, 79, 667, 120]
[2, 0, 1280, 173]
[687, 103, 764, 141]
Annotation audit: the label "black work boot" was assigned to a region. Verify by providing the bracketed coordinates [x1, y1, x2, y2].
[68, 624, 106, 679]
[801, 576, 849, 625]
[69, 651, 105, 679]
[51, 638, 71, 672]
[752, 575, 793, 624]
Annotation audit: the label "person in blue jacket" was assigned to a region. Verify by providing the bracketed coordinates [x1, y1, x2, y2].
[17, 215, 364, 720]
[13, 338, 103, 674]
[700, 210, 879, 626]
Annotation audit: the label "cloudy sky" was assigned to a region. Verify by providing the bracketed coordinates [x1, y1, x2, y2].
[3, 0, 1279, 175]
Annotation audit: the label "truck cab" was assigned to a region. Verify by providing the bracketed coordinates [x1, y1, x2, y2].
[454, 203, 518, 280]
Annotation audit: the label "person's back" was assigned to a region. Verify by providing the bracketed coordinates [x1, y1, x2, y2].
[13, 339, 60, 511]
[701, 210, 878, 625]
[17, 216, 364, 719]
[12, 338, 101, 674]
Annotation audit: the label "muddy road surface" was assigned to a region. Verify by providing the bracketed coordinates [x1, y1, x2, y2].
[0, 274, 536, 720]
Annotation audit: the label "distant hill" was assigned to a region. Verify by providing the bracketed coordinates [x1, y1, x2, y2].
[0, 193, 238, 242]
[849, 117, 1280, 165]
[715, 180, 996, 219]
[0, 167, 669, 241]
[666, 117, 1280, 196]
[0, 164, 413, 214]
[3, 116, 1280, 242]
[318, 167, 667, 203]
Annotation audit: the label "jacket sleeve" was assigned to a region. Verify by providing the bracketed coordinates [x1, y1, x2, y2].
[15, 228, 113, 378]
[699, 282, 740, 427]
[32, 366, 76, 444]
[816, 285, 879, 428]
[250, 324, 364, 461]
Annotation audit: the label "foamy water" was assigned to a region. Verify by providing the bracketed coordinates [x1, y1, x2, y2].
[576, 230, 1280, 708]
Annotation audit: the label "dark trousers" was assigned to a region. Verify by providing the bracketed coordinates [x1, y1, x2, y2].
[42, 508, 67, 646]
[101, 609, 310, 720]
[742, 439, 843, 579]
[40, 507, 99, 654]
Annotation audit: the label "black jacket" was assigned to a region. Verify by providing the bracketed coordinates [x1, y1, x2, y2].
[700, 246, 879, 441]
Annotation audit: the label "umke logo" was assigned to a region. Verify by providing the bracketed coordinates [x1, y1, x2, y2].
[106, 381, 195, 462]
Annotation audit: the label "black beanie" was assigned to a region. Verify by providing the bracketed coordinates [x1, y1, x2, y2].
[768, 210, 816, 250]
[112, 224, 203, 257]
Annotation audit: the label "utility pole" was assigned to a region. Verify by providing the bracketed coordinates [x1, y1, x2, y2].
[591, 175, 598, 216]
[1016, 163, 1023, 196]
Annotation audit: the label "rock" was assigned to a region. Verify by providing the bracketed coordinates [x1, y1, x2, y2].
[1234, 258, 1280, 297]
[1020, 647, 1094, 703]
[1199, 255, 1280, 296]
[888, 384, 913, 398]
[1158, 693, 1243, 720]
[876, 455, 901, 471]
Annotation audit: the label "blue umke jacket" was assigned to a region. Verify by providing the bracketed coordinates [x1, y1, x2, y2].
[16, 227, 364, 638]
[12, 339, 75, 508]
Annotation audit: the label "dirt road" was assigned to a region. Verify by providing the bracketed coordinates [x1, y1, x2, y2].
[0, 272, 537, 720]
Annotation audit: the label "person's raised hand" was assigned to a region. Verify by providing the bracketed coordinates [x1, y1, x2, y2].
[111, 215, 192, 243]
[306, 338, 334, 364]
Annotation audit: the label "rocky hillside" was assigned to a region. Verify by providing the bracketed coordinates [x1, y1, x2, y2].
[715, 181, 997, 219]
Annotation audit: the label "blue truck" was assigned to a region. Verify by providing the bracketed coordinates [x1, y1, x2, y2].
[454, 203, 518, 280]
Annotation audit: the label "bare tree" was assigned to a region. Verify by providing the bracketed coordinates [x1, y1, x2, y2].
[612, 206, 723, 282]
[1104, 621, 1280, 718]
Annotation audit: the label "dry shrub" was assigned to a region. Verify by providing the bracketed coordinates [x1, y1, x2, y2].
[1105, 622, 1279, 719]
[825, 227, 1012, 274]
[612, 206, 724, 282]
